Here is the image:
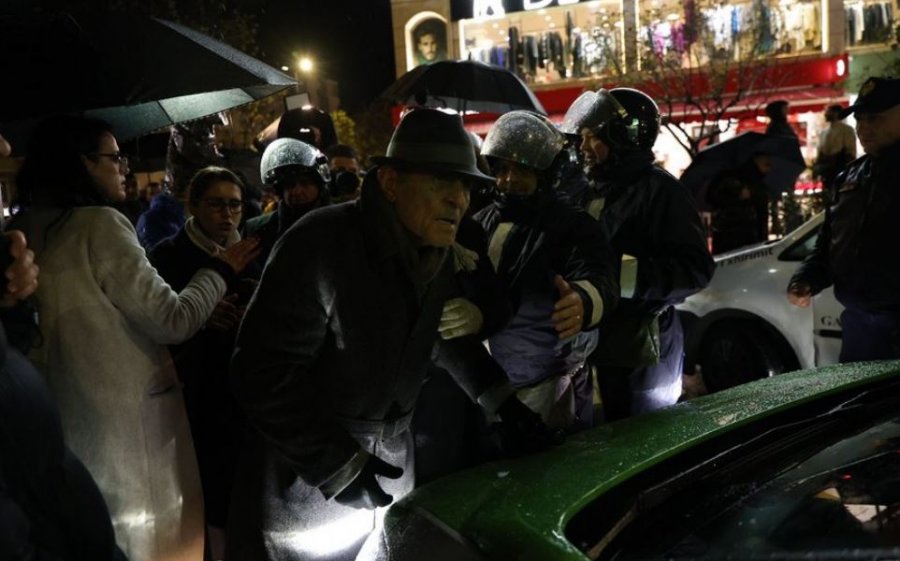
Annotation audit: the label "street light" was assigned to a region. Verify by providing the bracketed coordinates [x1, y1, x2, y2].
[298, 57, 313, 73]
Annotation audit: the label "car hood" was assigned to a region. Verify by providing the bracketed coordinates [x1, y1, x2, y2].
[386, 361, 900, 560]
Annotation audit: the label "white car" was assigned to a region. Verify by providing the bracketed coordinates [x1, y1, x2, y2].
[677, 213, 843, 392]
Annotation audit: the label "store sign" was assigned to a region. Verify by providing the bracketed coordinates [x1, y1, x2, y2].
[471, 0, 581, 19]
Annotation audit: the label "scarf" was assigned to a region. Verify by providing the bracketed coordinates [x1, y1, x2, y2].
[184, 216, 241, 256]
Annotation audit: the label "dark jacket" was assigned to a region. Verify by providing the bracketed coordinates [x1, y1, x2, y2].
[474, 189, 619, 386]
[586, 150, 714, 317]
[149, 228, 261, 386]
[791, 142, 900, 312]
[707, 159, 769, 253]
[230, 174, 509, 489]
[0, 325, 124, 561]
[136, 193, 185, 250]
[766, 119, 797, 138]
[148, 227, 260, 526]
[243, 199, 328, 266]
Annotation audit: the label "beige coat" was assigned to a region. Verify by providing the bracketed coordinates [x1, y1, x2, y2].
[19, 207, 226, 561]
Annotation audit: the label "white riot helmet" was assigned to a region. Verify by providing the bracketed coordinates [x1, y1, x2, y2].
[481, 111, 565, 171]
[259, 137, 331, 188]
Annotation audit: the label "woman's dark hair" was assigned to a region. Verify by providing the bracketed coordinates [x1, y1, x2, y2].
[15, 115, 114, 209]
[187, 166, 246, 206]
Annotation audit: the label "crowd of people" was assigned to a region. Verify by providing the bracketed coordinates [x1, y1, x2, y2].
[0, 74, 896, 561]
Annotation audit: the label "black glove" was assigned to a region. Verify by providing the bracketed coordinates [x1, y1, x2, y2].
[494, 396, 566, 457]
[333, 455, 404, 510]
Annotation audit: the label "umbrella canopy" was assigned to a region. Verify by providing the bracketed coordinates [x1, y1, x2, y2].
[381, 60, 546, 115]
[680, 132, 806, 198]
[0, 12, 295, 146]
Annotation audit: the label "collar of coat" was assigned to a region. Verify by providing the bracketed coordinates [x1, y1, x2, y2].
[184, 216, 240, 256]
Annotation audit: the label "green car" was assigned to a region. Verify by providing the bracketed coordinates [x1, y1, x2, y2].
[363, 361, 900, 560]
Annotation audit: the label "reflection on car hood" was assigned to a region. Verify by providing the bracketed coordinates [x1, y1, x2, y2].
[387, 361, 900, 561]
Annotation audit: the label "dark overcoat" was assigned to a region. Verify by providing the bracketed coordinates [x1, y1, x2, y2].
[226, 176, 506, 561]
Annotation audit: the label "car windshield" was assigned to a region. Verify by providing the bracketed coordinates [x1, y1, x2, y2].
[571, 383, 900, 560]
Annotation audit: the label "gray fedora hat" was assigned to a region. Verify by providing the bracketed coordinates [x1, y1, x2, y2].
[371, 108, 495, 184]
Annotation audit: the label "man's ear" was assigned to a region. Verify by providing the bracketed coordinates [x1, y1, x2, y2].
[377, 166, 399, 203]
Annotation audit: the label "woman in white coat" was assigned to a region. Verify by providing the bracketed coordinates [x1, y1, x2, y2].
[9, 115, 259, 561]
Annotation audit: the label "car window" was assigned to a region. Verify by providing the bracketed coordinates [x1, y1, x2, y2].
[586, 389, 900, 561]
[779, 227, 820, 262]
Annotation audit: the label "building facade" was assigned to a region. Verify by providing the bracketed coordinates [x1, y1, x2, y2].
[389, 0, 896, 176]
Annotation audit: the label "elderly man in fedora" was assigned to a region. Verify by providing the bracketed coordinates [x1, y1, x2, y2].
[226, 108, 552, 561]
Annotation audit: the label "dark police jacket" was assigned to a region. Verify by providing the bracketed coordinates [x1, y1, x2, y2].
[587, 150, 714, 318]
[230, 175, 508, 490]
[474, 190, 619, 386]
[243, 198, 327, 266]
[791, 141, 900, 312]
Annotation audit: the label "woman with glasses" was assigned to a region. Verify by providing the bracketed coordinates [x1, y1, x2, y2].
[9, 116, 260, 561]
[148, 166, 261, 560]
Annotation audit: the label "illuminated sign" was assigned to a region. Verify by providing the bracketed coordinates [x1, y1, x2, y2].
[469, 0, 582, 20]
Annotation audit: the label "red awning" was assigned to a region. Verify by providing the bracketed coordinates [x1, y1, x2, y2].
[660, 86, 849, 123]
[463, 86, 848, 135]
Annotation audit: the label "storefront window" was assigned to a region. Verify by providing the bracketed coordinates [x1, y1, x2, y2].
[637, 0, 826, 70]
[845, 0, 896, 47]
[458, 0, 626, 85]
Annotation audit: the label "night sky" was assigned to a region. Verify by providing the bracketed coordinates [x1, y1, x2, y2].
[259, 0, 396, 112]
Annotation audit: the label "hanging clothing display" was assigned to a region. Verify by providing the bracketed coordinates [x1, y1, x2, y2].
[846, 1, 895, 45]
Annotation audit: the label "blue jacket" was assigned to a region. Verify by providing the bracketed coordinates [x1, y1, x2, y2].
[475, 190, 619, 387]
[136, 193, 185, 250]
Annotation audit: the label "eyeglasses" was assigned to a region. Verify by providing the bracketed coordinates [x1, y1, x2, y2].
[89, 152, 129, 167]
[202, 198, 243, 214]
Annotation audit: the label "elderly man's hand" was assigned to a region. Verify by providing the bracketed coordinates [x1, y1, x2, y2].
[333, 455, 403, 510]
[551, 274, 584, 340]
[787, 281, 812, 308]
[1, 231, 39, 308]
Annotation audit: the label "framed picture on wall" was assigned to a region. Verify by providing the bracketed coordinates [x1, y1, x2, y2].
[409, 17, 448, 67]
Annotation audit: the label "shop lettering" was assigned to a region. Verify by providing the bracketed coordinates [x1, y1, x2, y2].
[473, 0, 580, 19]
[720, 247, 774, 266]
[524, 0, 580, 9]
[473, 0, 506, 18]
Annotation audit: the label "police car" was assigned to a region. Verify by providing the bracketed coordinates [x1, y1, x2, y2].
[677, 212, 843, 392]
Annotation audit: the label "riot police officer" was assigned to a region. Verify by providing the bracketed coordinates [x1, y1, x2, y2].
[561, 88, 714, 421]
[244, 138, 331, 263]
[475, 111, 619, 430]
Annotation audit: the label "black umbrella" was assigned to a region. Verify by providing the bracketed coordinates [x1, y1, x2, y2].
[0, 12, 295, 146]
[680, 132, 806, 198]
[381, 60, 546, 115]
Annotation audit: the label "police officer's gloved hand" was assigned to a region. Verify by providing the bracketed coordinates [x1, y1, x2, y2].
[494, 396, 565, 457]
[439, 297, 484, 339]
[333, 455, 404, 510]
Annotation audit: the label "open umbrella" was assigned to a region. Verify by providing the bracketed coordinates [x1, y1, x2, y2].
[680, 132, 806, 198]
[0, 12, 295, 147]
[381, 60, 546, 115]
